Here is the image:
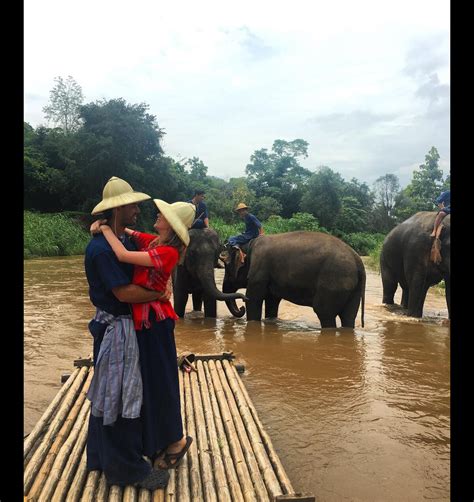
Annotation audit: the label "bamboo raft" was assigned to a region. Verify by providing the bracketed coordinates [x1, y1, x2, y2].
[24, 352, 315, 502]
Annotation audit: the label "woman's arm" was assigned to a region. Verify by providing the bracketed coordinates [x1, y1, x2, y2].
[101, 225, 154, 267]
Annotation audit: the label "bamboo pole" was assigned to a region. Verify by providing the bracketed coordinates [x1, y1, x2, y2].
[228, 361, 295, 495]
[197, 360, 233, 502]
[24, 367, 82, 460]
[214, 360, 270, 501]
[190, 362, 218, 502]
[208, 360, 256, 502]
[203, 362, 244, 502]
[108, 484, 123, 501]
[26, 368, 92, 497]
[96, 473, 109, 501]
[80, 470, 101, 501]
[37, 384, 91, 501]
[65, 447, 88, 502]
[222, 359, 283, 498]
[177, 369, 189, 500]
[183, 370, 203, 500]
[137, 487, 151, 502]
[50, 398, 91, 502]
[175, 369, 190, 502]
[122, 485, 138, 502]
[24, 365, 89, 483]
[157, 463, 173, 502]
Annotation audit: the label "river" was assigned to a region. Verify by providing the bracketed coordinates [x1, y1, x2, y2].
[24, 255, 450, 501]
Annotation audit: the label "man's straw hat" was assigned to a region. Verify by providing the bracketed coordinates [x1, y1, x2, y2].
[235, 202, 249, 211]
[91, 176, 151, 215]
[154, 200, 196, 246]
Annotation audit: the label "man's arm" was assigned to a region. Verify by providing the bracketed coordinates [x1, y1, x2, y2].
[204, 217, 209, 227]
[112, 284, 161, 303]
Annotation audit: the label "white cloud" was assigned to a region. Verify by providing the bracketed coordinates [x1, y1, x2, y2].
[24, 0, 450, 188]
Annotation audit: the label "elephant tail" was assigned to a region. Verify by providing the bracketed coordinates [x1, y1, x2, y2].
[359, 265, 366, 328]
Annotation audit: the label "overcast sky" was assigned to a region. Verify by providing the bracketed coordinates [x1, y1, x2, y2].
[24, 0, 450, 187]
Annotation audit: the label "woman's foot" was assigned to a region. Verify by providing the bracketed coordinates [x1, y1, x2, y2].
[155, 436, 193, 469]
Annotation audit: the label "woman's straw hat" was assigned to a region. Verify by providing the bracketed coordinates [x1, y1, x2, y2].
[154, 200, 196, 246]
[91, 176, 151, 215]
[235, 202, 249, 211]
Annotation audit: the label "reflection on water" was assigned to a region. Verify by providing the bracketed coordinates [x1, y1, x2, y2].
[24, 256, 450, 501]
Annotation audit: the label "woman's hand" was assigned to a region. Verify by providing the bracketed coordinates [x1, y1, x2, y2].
[90, 219, 107, 235]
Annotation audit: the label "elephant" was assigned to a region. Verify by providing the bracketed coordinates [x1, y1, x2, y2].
[220, 231, 366, 329]
[380, 211, 450, 318]
[172, 228, 246, 318]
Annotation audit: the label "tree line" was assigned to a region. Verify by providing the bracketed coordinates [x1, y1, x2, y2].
[25, 76, 450, 238]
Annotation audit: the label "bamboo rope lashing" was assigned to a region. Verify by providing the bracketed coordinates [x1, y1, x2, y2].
[26, 368, 93, 497]
[183, 370, 204, 501]
[24, 366, 82, 460]
[176, 369, 190, 502]
[37, 382, 92, 502]
[80, 469, 101, 501]
[96, 472, 109, 500]
[222, 359, 283, 498]
[202, 362, 244, 502]
[190, 362, 218, 502]
[24, 365, 89, 488]
[122, 485, 138, 502]
[65, 445, 88, 502]
[214, 360, 270, 501]
[196, 361, 234, 502]
[49, 399, 91, 502]
[229, 362, 294, 495]
[207, 360, 256, 502]
[108, 484, 123, 501]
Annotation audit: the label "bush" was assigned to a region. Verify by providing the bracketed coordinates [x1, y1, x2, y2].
[340, 232, 386, 256]
[24, 211, 91, 258]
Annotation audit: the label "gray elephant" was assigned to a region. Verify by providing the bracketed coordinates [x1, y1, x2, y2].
[172, 228, 246, 317]
[220, 231, 366, 328]
[380, 211, 450, 318]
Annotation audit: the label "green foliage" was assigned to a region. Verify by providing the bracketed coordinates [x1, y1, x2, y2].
[340, 232, 386, 257]
[367, 238, 385, 271]
[24, 211, 91, 258]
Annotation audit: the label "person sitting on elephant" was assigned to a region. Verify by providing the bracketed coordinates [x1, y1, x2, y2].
[430, 190, 450, 238]
[227, 203, 264, 250]
[188, 189, 209, 229]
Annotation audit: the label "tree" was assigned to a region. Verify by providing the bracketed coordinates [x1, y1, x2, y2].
[43, 76, 84, 133]
[371, 174, 400, 231]
[300, 166, 344, 230]
[246, 139, 312, 218]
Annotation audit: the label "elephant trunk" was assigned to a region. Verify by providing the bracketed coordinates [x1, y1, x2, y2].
[222, 276, 246, 317]
[197, 266, 247, 305]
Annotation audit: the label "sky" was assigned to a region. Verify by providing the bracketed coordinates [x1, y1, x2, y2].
[24, 0, 450, 188]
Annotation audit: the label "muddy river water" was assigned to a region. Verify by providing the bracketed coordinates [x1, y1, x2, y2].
[24, 256, 450, 501]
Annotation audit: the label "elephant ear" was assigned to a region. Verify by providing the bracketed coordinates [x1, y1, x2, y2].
[231, 247, 246, 279]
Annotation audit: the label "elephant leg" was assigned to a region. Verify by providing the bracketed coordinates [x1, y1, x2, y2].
[401, 288, 409, 309]
[318, 316, 337, 329]
[245, 280, 267, 321]
[407, 278, 430, 318]
[313, 290, 341, 329]
[339, 289, 361, 328]
[264, 293, 281, 319]
[173, 291, 187, 318]
[381, 269, 398, 304]
[203, 295, 217, 318]
[444, 278, 450, 319]
[192, 292, 203, 311]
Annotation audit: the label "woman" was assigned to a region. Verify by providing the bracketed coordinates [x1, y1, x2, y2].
[92, 199, 195, 470]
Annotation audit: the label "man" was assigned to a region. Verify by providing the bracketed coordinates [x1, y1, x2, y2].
[227, 202, 264, 248]
[430, 189, 451, 238]
[188, 189, 209, 229]
[84, 176, 169, 490]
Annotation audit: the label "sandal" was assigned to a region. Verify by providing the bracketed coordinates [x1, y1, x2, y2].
[177, 353, 197, 373]
[160, 436, 193, 469]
